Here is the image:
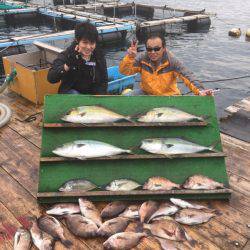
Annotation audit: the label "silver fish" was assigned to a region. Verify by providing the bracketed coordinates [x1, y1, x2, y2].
[170, 198, 208, 210]
[53, 140, 131, 160]
[101, 201, 128, 218]
[61, 105, 132, 124]
[183, 175, 224, 190]
[64, 214, 98, 238]
[139, 201, 159, 223]
[105, 179, 141, 191]
[78, 198, 102, 227]
[148, 202, 179, 222]
[175, 208, 216, 225]
[38, 215, 72, 248]
[46, 203, 80, 215]
[103, 232, 147, 250]
[138, 107, 204, 123]
[119, 205, 139, 219]
[29, 217, 54, 250]
[14, 228, 31, 250]
[143, 176, 180, 191]
[141, 138, 216, 155]
[97, 217, 130, 237]
[58, 179, 97, 192]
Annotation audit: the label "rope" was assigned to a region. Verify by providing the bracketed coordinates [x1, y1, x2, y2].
[202, 75, 250, 83]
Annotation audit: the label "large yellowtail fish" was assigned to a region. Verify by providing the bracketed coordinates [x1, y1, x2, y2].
[62, 105, 132, 124]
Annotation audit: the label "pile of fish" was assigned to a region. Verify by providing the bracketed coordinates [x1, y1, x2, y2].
[61, 105, 206, 124]
[58, 175, 225, 192]
[52, 137, 218, 159]
[14, 198, 220, 250]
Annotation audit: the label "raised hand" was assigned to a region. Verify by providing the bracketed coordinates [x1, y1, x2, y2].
[127, 39, 138, 58]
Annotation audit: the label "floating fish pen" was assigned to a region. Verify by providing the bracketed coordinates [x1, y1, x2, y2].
[53, 0, 87, 5]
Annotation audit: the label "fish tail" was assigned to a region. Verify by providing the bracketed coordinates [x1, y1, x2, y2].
[124, 116, 135, 123]
[201, 115, 210, 121]
[185, 232, 197, 247]
[209, 140, 221, 151]
[61, 239, 73, 248]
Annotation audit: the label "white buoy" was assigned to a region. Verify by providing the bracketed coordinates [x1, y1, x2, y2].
[246, 28, 250, 38]
[228, 28, 241, 37]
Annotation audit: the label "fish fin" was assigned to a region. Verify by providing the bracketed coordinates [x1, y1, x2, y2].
[134, 221, 144, 232]
[76, 156, 87, 160]
[76, 143, 86, 148]
[157, 112, 164, 118]
[212, 209, 222, 216]
[130, 111, 146, 119]
[117, 236, 129, 240]
[184, 232, 197, 248]
[79, 112, 86, 117]
[209, 140, 221, 152]
[61, 239, 73, 248]
[201, 114, 210, 121]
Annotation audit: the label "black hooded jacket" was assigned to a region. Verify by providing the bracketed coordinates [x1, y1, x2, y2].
[47, 42, 108, 94]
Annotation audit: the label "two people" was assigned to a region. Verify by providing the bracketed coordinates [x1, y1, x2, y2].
[48, 22, 212, 96]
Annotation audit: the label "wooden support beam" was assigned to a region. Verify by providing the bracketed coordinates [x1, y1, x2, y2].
[37, 188, 232, 198]
[40, 152, 226, 162]
[43, 121, 208, 128]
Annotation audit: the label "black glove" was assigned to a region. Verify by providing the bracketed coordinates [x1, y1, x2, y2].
[65, 51, 85, 70]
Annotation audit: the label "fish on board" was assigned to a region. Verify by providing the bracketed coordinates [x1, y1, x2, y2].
[14, 228, 31, 250]
[97, 217, 130, 237]
[182, 175, 224, 190]
[46, 203, 80, 215]
[78, 198, 102, 227]
[105, 179, 141, 191]
[140, 138, 217, 155]
[119, 205, 140, 219]
[52, 140, 131, 160]
[64, 214, 98, 238]
[101, 201, 128, 218]
[139, 200, 159, 223]
[103, 232, 147, 250]
[143, 217, 195, 246]
[29, 217, 54, 250]
[61, 105, 132, 124]
[137, 107, 205, 123]
[175, 208, 217, 225]
[170, 198, 208, 210]
[58, 179, 98, 192]
[148, 202, 179, 222]
[143, 176, 181, 191]
[37, 215, 72, 248]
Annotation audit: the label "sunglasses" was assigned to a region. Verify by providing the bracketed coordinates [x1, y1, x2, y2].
[146, 47, 162, 52]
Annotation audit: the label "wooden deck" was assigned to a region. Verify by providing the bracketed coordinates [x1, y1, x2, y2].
[0, 90, 249, 250]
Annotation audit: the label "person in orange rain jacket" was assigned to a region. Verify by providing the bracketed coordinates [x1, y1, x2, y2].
[119, 34, 213, 96]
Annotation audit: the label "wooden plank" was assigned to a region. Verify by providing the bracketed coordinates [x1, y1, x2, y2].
[191, 218, 247, 250]
[201, 200, 250, 239]
[0, 167, 95, 250]
[40, 152, 226, 162]
[0, 127, 103, 250]
[229, 191, 250, 216]
[37, 188, 232, 198]
[43, 121, 208, 128]
[0, 202, 20, 248]
[243, 241, 250, 250]
[221, 133, 250, 180]
[228, 172, 250, 197]
[140, 14, 210, 27]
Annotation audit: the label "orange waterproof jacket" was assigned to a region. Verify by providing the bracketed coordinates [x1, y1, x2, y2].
[119, 49, 203, 95]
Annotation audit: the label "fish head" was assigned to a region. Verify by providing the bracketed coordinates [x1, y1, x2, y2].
[52, 142, 77, 157]
[103, 239, 113, 249]
[140, 139, 162, 152]
[61, 108, 84, 123]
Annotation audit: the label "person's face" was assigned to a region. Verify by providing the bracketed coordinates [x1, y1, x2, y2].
[78, 39, 96, 57]
[146, 37, 165, 62]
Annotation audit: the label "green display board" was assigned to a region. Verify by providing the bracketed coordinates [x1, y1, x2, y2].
[38, 95, 231, 203]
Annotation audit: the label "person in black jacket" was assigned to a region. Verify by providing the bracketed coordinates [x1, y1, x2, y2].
[47, 22, 108, 94]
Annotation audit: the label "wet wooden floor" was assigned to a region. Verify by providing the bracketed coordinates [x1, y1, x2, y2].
[0, 91, 249, 250]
